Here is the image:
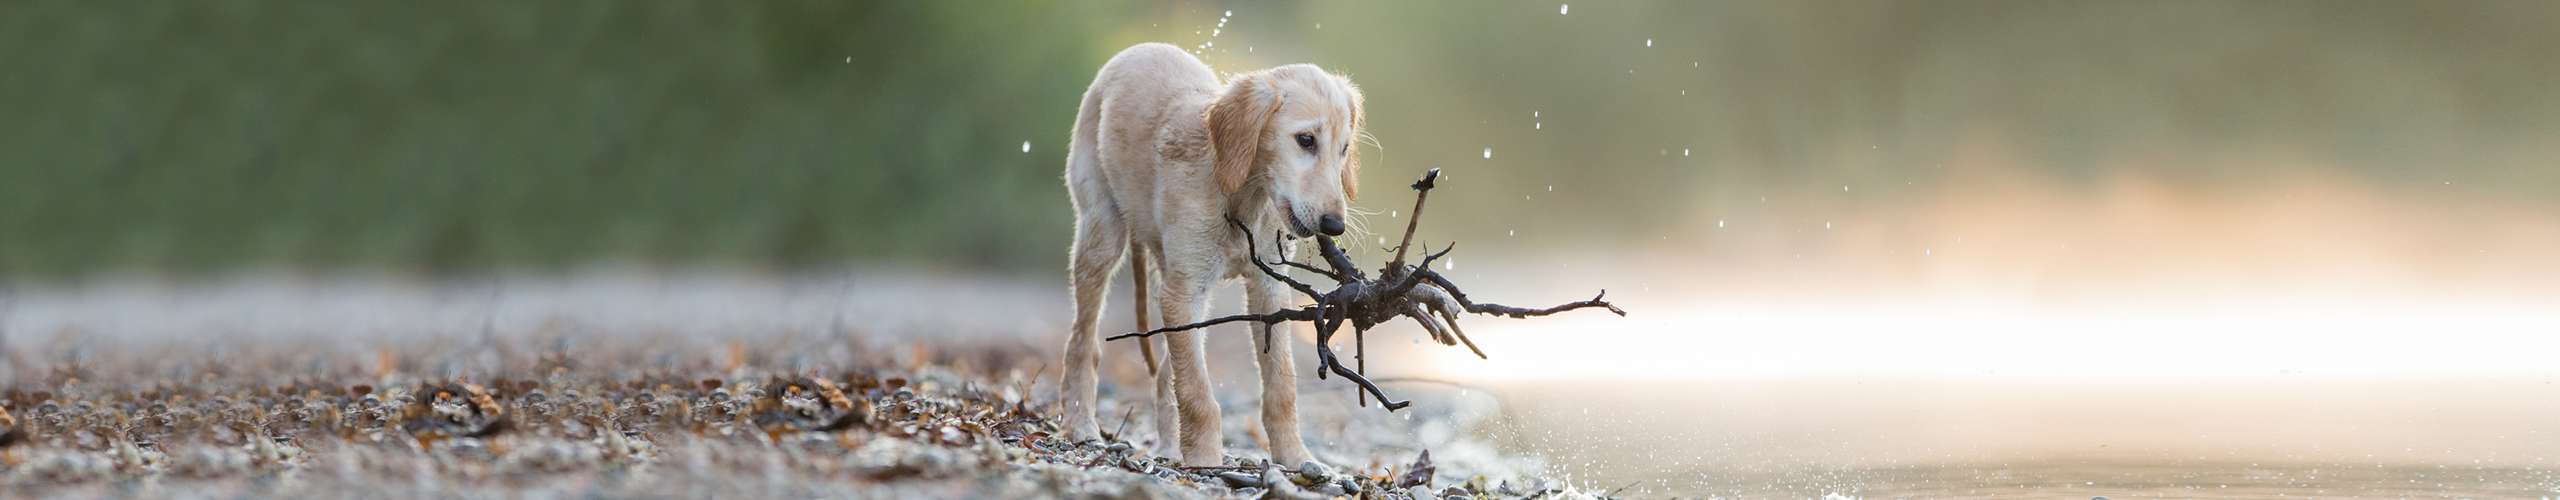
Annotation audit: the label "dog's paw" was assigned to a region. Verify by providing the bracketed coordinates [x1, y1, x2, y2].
[1059, 413, 1100, 443]
[1180, 449, 1229, 468]
[1179, 436, 1229, 467]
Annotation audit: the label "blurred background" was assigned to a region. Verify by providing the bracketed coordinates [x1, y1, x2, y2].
[6, 1, 2560, 496]
[7, 1, 2555, 280]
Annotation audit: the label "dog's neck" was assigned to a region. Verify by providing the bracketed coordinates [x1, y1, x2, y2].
[1224, 180, 1287, 237]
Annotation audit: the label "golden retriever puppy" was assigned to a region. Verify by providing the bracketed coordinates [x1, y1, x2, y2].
[1058, 43, 1363, 467]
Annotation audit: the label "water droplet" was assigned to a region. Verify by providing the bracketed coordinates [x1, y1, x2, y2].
[1682, 148, 1691, 156]
[1716, 219, 1725, 228]
[1645, 38, 1653, 47]
[1482, 147, 1493, 159]
[1535, 122, 1542, 130]
[1824, 222, 1833, 229]
[1508, 229, 1516, 236]
[1444, 259, 1455, 270]
[1559, 4, 1569, 15]
[1843, 185, 1850, 192]
[1021, 141, 1031, 153]
[1547, 185, 1554, 192]
[1224, 10, 1232, 17]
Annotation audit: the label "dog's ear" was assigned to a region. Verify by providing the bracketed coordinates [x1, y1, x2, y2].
[1338, 75, 1364, 201]
[1207, 72, 1279, 194]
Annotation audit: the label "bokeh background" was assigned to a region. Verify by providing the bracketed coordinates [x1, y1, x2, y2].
[7, 1, 2555, 281]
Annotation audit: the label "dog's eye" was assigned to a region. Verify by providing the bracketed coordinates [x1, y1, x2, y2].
[1295, 133, 1317, 151]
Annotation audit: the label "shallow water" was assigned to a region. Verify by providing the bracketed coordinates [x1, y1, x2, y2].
[1477, 379, 2560, 498]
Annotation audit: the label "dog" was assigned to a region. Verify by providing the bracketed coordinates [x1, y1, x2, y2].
[1058, 43, 1364, 467]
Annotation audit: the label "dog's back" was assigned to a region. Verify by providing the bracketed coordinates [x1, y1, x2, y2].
[1067, 43, 1221, 222]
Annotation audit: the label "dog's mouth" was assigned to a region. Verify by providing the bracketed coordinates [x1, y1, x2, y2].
[1284, 216, 1315, 239]
[1278, 201, 1316, 239]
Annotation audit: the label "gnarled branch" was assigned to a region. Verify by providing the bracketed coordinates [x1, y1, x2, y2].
[1106, 168, 1624, 413]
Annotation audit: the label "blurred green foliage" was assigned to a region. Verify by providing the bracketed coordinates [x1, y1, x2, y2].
[0, 1, 1123, 278]
[2, 1, 2551, 280]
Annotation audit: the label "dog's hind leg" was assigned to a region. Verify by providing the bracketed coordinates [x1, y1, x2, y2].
[1132, 244, 1184, 456]
[1059, 176, 1124, 443]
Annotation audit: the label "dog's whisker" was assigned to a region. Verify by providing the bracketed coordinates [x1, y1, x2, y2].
[1343, 209, 1377, 241]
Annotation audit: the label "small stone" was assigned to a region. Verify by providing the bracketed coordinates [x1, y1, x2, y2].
[1296, 460, 1333, 480]
[1105, 441, 1133, 454]
[1408, 485, 1441, 500]
[1314, 483, 1346, 496]
[1217, 471, 1265, 488]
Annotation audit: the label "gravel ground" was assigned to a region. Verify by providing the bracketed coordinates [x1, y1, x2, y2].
[0, 271, 1597, 498]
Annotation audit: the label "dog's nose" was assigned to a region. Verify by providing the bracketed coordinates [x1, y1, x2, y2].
[1317, 214, 1345, 236]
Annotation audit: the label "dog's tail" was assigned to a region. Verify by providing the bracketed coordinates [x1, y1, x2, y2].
[1129, 242, 1159, 376]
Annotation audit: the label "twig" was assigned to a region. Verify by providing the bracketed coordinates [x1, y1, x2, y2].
[1386, 168, 1439, 270]
[1103, 308, 1325, 342]
[1109, 404, 1137, 443]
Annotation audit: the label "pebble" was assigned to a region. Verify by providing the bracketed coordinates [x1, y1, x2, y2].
[1217, 471, 1265, 488]
[1296, 460, 1334, 480]
[1408, 484, 1441, 500]
[1105, 442, 1133, 454]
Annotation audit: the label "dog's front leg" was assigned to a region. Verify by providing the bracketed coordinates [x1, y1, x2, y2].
[1247, 275, 1319, 467]
[1155, 264, 1227, 466]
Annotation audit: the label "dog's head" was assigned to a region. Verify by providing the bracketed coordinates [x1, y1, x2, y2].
[1206, 64, 1363, 238]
